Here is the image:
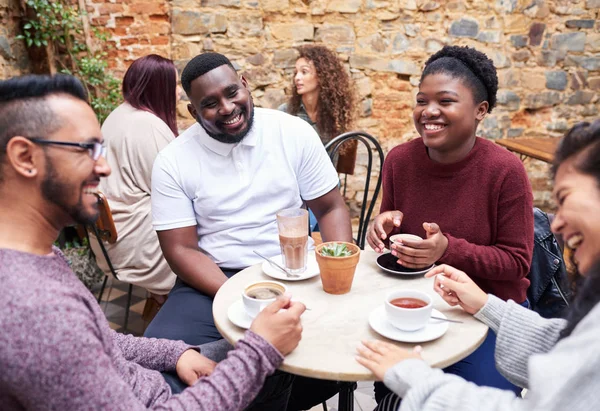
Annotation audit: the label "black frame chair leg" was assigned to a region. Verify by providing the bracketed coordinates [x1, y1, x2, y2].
[96, 274, 108, 304]
[337, 382, 357, 411]
[123, 283, 133, 333]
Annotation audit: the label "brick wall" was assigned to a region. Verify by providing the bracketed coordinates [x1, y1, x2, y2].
[85, 0, 172, 73]
[0, 0, 30, 78]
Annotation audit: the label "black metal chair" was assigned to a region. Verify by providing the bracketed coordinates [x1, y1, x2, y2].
[324, 131, 385, 250]
[86, 192, 134, 333]
[319, 131, 384, 411]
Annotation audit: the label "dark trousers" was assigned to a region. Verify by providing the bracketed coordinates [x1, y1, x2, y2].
[374, 300, 530, 408]
[145, 272, 339, 411]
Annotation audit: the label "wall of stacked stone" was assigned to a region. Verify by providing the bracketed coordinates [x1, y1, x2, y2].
[3, 0, 600, 214]
[0, 0, 30, 78]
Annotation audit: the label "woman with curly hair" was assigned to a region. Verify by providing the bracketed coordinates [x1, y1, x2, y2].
[278, 44, 357, 171]
[359, 120, 600, 411]
[279, 45, 357, 231]
[366, 45, 534, 403]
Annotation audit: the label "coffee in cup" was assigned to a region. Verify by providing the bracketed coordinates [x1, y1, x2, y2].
[242, 281, 287, 318]
[385, 289, 432, 331]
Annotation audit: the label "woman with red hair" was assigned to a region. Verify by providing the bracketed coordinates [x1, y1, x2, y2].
[95, 54, 180, 312]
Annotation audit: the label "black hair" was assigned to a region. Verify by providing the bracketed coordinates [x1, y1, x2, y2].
[421, 45, 498, 113]
[552, 120, 600, 179]
[181, 52, 236, 95]
[0, 74, 88, 180]
[560, 260, 600, 339]
[552, 120, 600, 339]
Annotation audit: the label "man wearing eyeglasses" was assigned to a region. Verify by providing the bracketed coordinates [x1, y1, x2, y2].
[0, 74, 306, 410]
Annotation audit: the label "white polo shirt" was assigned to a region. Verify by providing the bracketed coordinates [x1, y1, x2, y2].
[151, 107, 339, 268]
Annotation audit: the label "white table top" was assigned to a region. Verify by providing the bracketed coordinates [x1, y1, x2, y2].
[213, 250, 488, 381]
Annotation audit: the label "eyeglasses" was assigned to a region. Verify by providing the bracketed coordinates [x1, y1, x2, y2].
[27, 137, 107, 161]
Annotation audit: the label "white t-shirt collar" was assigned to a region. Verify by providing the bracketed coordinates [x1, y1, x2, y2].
[196, 115, 259, 157]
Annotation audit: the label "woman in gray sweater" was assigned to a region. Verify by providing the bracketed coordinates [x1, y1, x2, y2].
[357, 119, 600, 411]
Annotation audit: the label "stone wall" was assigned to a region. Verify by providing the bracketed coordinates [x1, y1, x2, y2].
[164, 0, 599, 211]
[0, 0, 29, 78]
[9, 0, 600, 212]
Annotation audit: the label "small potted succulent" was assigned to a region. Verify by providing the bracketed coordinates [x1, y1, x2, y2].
[315, 241, 361, 294]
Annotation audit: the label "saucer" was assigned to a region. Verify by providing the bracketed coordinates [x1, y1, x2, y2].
[228, 299, 252, 329]
[376, 253, 434, 276]
[368, 305, 449, 343]
[262, 251, 320, 281]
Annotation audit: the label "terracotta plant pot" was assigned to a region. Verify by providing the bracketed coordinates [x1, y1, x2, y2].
[315, 242, 361, 295]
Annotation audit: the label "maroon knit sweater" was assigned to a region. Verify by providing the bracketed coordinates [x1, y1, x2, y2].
[0, 247, 283, 410]
[381, 137, 534, 302]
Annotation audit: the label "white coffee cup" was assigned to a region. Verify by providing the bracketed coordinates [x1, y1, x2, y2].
[389, 233, 423, 246]
[385, 289, 433, 331]
[242, 281, 287, 319]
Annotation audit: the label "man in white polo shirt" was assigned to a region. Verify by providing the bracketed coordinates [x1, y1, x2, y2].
[145, 52, 352, 410]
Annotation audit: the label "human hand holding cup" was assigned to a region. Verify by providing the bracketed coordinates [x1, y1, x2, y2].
[250, 293, 306, 356]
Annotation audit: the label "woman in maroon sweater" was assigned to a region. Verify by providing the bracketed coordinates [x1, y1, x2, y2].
[367, 46, 533, 404]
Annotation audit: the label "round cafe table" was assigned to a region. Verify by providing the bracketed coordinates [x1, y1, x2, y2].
[213, 250, 488, 408]
[214, 250, 488, 378]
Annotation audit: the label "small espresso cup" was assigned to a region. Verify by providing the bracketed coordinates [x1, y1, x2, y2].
[242, 281, 287, 319]
[385, 289, 433, 331]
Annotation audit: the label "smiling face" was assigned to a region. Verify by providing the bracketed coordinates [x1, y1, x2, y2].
[294, 58, 319, 96]
[186, 65, 254, 144]
[413, 73, 488, 164]
[41, 95, 110, 225]
[551, 157, 600, 275]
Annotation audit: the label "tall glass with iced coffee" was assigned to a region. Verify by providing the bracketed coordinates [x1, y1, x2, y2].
[276, 208, 309, 273]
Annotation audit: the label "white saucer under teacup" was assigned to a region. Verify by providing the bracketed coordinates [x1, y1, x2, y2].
[261, 251, 320, 281]
[228, 300, 252, 329]
[368, 305, 449, 343]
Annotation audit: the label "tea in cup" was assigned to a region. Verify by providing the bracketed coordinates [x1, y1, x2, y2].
[242, 281, 287, 318]
[385, 289, 432, 331]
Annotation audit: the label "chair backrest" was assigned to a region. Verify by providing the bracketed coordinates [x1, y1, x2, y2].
[92, 192, 118, 244]
[324, 131, 384, 249]
[85, 192, 119, 278]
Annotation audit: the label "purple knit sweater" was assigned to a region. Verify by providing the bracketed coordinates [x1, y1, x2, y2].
[0, 248, 283, 410]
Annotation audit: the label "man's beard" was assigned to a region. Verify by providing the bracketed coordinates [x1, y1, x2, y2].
[198, 105, 255, 145]
[41, 153, 98, 225]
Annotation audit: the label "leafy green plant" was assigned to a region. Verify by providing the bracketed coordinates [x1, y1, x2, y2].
[18, 0, 121, 123]
[320, 243, 353, 257]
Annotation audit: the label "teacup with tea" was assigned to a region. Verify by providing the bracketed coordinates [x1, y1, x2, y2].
[385, 289, 433, 331]
[242, 281, 287, 318]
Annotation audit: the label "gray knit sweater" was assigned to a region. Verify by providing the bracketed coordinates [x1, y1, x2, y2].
[384, 295, 600, 411]
[0, 248, 283, 410]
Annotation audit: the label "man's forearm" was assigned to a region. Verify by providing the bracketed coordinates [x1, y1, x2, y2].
[166, 246, 228, 296]
[318, 206, 353, 243]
